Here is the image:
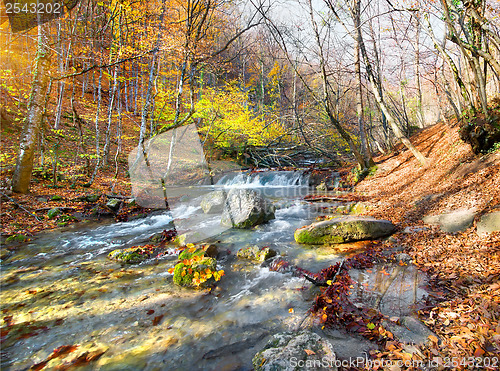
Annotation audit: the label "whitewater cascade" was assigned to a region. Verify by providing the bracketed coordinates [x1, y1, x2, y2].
[216, 170, 309, 187]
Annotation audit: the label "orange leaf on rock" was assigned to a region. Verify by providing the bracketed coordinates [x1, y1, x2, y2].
[304, 349, 316, 356]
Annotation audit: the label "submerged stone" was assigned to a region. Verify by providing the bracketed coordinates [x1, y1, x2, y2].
[294, 216, 396, 245]
[252, 331, 337, 371]
[237, 245, 277, 262]
[108, 245, 155, 264]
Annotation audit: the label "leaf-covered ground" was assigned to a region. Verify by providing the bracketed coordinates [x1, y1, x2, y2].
[353, 122, 500, 368]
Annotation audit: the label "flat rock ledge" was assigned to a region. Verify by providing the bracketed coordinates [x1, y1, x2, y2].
[294, 216, 396, 245]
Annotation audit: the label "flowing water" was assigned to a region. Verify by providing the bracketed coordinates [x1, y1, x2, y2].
[0, 171, 426, 370]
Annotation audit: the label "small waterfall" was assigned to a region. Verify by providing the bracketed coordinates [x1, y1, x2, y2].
[216, 170, 309, 187]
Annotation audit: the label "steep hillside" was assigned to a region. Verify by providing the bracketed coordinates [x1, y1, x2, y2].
[355, 121, 500, 361]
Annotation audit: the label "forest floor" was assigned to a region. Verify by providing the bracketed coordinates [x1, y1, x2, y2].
[353, 121, 500, 366]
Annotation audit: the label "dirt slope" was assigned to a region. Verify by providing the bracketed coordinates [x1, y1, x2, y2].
[355, 122, 500, 362]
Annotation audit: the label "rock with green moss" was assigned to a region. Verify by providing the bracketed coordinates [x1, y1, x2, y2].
[108, 246, 155, 264]
[173, 246, 219, 288]
[294, 216, 396, 245]
[47, 207, 61, 219]
[106, 198, 122, 212]
[237, 245, 277, 263]
[221, 189, 275, 229]
[5, 234, 28, 244]
[252, 331, 337, 371]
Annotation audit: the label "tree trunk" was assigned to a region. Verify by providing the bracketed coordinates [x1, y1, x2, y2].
[12, 23, 52, 193]
[354, 0, 374, 168]
[356, 13, 427, 166]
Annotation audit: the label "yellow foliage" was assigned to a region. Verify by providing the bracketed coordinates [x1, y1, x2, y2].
[195, 84, 284, 148]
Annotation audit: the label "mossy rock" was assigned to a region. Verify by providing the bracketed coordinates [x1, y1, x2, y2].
[294, 216, 396, 245]
[106, 198, 122, 212]
[173, 245, 222, 287]
[50, 195, 63, 201]
[173, 259, 217, 288]
[47, 207, 61, 219]
[5, 234, 28, 244]
[237, 245, 277, 262]
[108, 246, 155, 264]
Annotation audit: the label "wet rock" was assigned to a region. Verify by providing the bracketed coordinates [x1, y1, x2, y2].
[47, 207, 61, 219]
[173, 246, 222, 288]
[294, 216, 396, 245]
[106, 198, 122, 212]
[423, 208, 476, 233]
[316, 182, 327, 191]
[252, 331, 337, 371]
[382, 316, 436, 346]
[395, 253, 413, 264]
[237, 245, 277, 263]
[201, 190, 226, 214]
[477, 211, 500, 234]
[108, 245, 156, 264]
[320, 327, 377, 361]
[221, 189, 275, 229]
[5, 233, 29, 244]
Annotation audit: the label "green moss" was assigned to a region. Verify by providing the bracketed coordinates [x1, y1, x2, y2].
[108, 246, 152, 264]
[237, 245, 277, 262]
[294, 228, 344, 245]
[178, 247, 206, 260]
[47, 208, 61, 219]
[5, 234, 28, 243]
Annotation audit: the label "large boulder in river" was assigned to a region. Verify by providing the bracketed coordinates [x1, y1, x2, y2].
[294, 216, 396, 244]
[200, 190, 226, 214]
[252, 331, 337, 371]
[221, 189, 275, 229]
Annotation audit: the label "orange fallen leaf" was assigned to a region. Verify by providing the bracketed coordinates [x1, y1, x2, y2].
[474, 346, 485, 357]
[304, 349, 316, 356]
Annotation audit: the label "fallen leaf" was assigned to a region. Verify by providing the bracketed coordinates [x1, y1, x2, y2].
[304, 349, 316, 356]
[152, 314, 164, 326]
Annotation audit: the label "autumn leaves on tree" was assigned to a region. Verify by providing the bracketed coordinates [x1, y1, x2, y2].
[3, 0, 500, 193]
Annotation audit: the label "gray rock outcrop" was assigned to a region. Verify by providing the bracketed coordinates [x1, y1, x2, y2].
[221, 189, 275, 229]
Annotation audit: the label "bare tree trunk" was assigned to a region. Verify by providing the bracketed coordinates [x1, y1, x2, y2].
[12, 23, 52, 193]
[413, 10, 425, 128]
[88, 68, 103, 186]
[354, 0, 374, 168]
[348, 5, 428, 166]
